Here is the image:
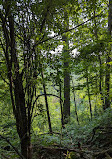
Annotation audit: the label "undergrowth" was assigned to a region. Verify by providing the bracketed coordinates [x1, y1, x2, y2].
[33, 107, 112, 148]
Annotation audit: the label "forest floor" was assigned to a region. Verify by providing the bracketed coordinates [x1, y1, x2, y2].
[33, 125, 112, 159]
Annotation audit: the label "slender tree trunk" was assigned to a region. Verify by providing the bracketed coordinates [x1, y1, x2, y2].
[62, 12, 70, 124]
[93, 10, 105, 109]
[86, 70, 92, 120]
[72, 79, 79, 125]
[98, 55, 105, 110]
[105, 56, 111, 109]
[56, 68, 64, 128]
[63, 61, 70, 124]
[105, 0, 112, 109]
[41, 67, 52, 134]
[59, 79, 64, 128]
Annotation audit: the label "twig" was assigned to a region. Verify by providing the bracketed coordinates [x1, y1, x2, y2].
[0, 72, 10, 85]
[34, 132, 60, 137]
[33, 9, 106, 47]
[31, 93, 63, 119]
[37, 146, 93, 155]
[93, 148, 112, 158]
[105, 153, 112, 159]
[1, 153, 10, 159]
[0, 134, 25, 159]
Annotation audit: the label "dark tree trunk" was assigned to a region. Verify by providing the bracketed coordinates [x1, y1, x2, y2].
[105, 56, 111, 109]
[63, 60, 70, 124]
[72, 79, 79, 125]
[98, 55, 105, 110]
[14, 75, 32, 159]
[1, 7, 32, 158]
[86, 70, 92, 120]
[41, 68, 52, 134]
[56, 68, 64, 128]
[93, 10, 105, 110]
[20, 135, 32, 159]
[62, 12, 70, 125]
[105, 0, 112, 109]
[59, 79, 64, 128]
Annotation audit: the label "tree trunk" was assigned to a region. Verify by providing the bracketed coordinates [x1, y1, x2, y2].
[93, 10, 105, 110]
[105, 56, 111, 109]
[14, 75, 32, 159]
[59, 79, 64, 128]
[86, 70, 92, 120]
[72, 79, 79, 125]
[41, 67, 52, 134]
[105, 0, 112, 109]
[20, 135, 32, 159]
[1, 6, 32, 158]
[98, 55, 105, 110]
[63, 60, 70, 124]
[62, 12, 70, 125]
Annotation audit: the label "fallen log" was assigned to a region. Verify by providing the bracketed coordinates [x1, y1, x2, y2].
[93, 148, 112, 159]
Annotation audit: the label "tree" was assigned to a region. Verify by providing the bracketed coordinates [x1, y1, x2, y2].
[0, 0, 72, 158]
[0, 0, 57, 158]
[0, 0, 111, 158]
[40, 63, 53, 134]
[62, 11, 70, 125]
[105, 0, 112, 109]
[72, 79, 79, 125]
[0, 1, 33, 158]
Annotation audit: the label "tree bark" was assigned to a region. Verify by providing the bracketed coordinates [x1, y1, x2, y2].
[105, 0, 112, 109]
[59, 78, 64, 128]
[62, 12, 70, 125]
[72, 79, 79, 125]
[1, 5, 32, 158]
[86, 69, 92, 120]
[41, 66, 52, 134]
[93, 10, 105, 110]
[98, 55, 105, 110]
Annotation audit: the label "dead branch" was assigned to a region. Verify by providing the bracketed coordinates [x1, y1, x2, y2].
[87, 126, 112, 144]
[1, 153, 10, 159]
[93, 148, 112, 158]
[0, 134, 25, 159]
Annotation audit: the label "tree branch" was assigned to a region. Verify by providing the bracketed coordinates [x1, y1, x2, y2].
[33, 9, 106, 48]
[0, 72, 10, 85]
[0, 134, 25, 159]
[31, 94, 63, 119]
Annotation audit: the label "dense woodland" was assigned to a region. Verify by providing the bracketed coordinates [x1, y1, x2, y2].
[0, 0, 112, 159]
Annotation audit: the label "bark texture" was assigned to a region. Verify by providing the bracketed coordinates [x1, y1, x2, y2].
[62, 12, 70, 124]
[0, 3, 32, 159]
[105, 0, 112, 109]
